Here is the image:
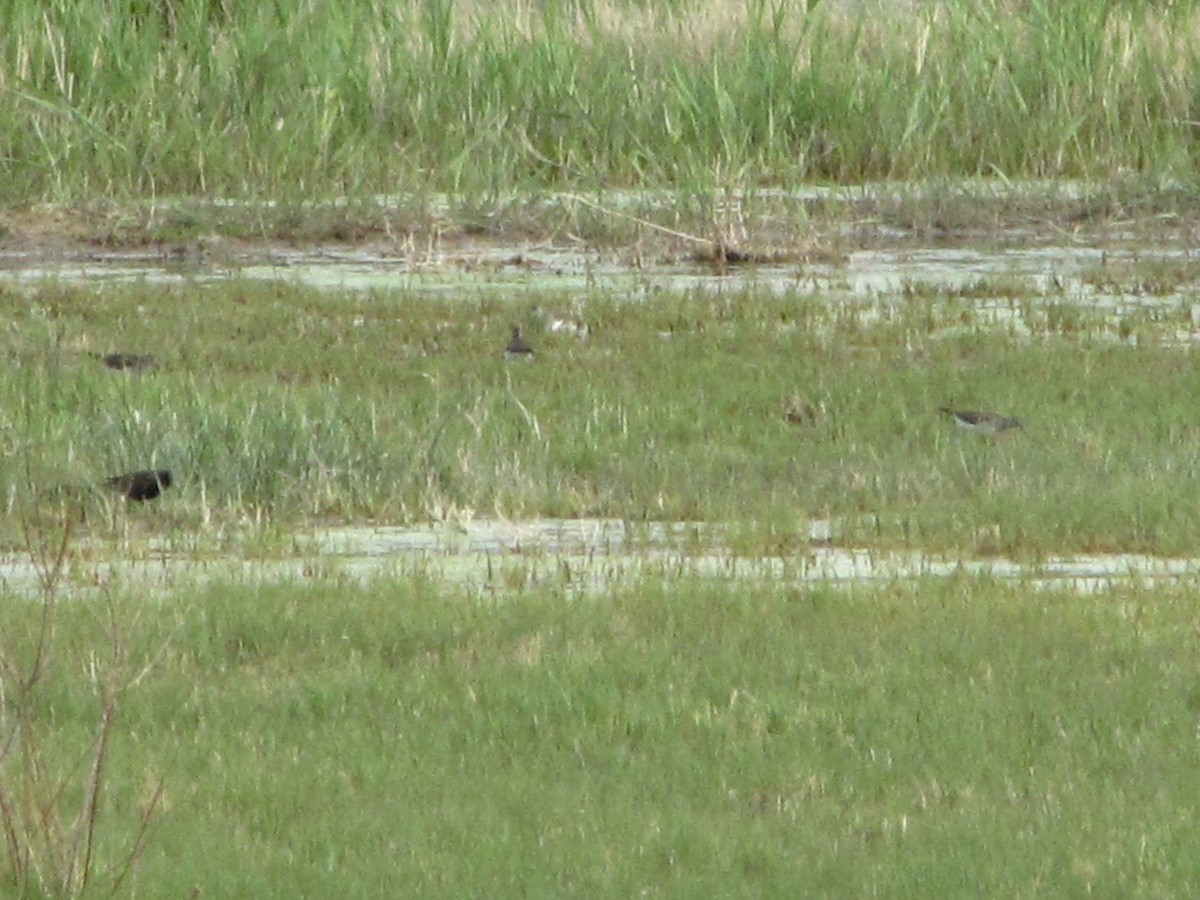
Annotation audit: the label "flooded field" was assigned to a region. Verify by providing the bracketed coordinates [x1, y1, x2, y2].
[4, 48, 1200, 893]
[7, 0, 1200, 887]
[4, 188, 1200, 594]
[4, 235, 1197, 312]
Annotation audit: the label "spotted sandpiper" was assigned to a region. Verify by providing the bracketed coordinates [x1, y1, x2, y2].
[505, 325, 533, 358]
[105, 469, 173, 501]
[938, 406, 1022, 435]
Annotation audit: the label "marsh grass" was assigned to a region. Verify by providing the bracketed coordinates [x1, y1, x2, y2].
[2, 574, 1198, 895]
[1, 0, 1199, 209]
[4, 276, 1200, 556]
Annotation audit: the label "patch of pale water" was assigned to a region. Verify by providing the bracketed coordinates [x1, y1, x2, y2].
[3, 243, 1197, 326]
[2, 518, 1198, 599]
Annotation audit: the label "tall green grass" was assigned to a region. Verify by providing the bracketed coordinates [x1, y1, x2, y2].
[4, 275, 1200, 555]
[1, 0, 1197, 206]
[3, 574, 1199, 896]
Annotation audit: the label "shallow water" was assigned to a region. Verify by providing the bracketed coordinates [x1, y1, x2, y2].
[2, 518, 1197, 598]
[4, 241, 1197, 332]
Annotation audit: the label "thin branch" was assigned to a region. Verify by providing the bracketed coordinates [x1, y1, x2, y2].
[561, 192, 713, 245]
[105, 772, 166, 900]
[72, 700, 114, 897]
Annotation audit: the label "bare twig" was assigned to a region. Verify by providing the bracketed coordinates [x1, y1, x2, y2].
[2, 499, 165, 897]
[105, 773, 166, 900]
[561, 192, 712, 246]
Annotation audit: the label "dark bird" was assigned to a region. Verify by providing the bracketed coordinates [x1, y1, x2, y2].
[938, 406, 1022, 435]
[505, 325, 534, 358]
[105, 469, 173, 501]
[91, 352, 157, 371]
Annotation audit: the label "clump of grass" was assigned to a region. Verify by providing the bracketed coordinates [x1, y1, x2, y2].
[4, 573, 1199, 895]
[1079, 257, 1200, 296]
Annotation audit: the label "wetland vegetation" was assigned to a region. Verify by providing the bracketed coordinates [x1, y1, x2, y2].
[11, 263, 1200, 895]
[5, 0, 1200, 896]
[5, 274, 1200, 557]
[4, 575, 1200, 897]
[2, 0, 1200, 238]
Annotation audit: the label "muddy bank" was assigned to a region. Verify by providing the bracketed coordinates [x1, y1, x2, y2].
[2, 180, 1197, 270]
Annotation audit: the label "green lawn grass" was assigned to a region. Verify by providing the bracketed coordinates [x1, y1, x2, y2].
[3, 574, 1198, 896]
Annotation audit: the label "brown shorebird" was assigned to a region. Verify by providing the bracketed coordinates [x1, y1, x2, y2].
[783, 395, 822, 426]
[105, 469, 173, 501]
[505, 325, 533, 358]
[938, 406, 1022, 435]
[91, 352, 157, 371]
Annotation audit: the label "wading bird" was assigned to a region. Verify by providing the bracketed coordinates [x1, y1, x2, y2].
[505, 325, 533, 358]
[105, 469, 173, 501]
[91, 352, 157, 371]
[938, 406, 1022, 435]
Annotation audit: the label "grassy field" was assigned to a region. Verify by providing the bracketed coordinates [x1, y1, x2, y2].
[4, 271, 1200, 556]
[1, 574, 1198, 897]
[5, 3, 1200, 893]
[1, 0, 1198, 210]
